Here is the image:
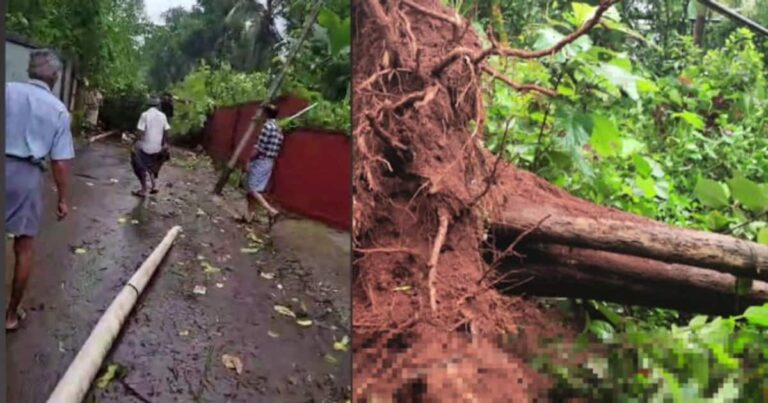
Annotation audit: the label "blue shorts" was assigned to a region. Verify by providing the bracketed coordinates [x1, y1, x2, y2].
[247, 158, 275, 193]
[5, 157, 44, 237]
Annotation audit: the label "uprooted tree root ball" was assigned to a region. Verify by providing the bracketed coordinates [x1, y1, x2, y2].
[352, 0, 586, 399]
[352, 0, 768, 400]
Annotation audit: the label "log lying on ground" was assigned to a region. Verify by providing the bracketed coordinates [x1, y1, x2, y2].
[495, 244, 768, 315]
[494, 204, 768, 281]
[88, 130, 117, 143]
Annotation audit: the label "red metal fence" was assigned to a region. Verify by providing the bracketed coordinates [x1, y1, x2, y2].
[202, 96, 351, 231]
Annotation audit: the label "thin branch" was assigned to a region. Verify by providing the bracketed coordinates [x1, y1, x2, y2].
[482, 65, 559, 97]
[474, 0, 620, 64]
[432, 0, 620, 76]
[496, 276, 536, 294]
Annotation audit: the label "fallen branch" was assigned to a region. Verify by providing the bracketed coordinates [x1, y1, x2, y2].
[88, 130, 117, 143]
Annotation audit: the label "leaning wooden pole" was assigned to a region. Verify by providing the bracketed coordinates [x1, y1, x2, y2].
[212, 0, 325, 195]
[46, 226, 182, 403]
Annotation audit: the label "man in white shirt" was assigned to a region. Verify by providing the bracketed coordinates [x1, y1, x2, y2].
[131, 97, 171, 197]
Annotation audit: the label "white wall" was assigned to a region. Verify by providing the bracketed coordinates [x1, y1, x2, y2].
[5, 39, 72, 106]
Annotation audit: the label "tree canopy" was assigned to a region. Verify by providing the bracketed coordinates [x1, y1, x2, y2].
[7, 0, 351, 133]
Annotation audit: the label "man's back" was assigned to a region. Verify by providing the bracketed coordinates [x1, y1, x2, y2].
[137, 107, 170, 154]
[5, 81, 73, 161]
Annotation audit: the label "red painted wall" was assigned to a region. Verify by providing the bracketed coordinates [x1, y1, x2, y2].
[270, 129, 351, 231]
[203, 97, 350, 231]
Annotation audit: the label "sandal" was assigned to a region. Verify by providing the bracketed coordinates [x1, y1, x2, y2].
[267, 212, 282, 228]
[6, 308, 27, 332]
[131, 190, 147, 198]
[150, 189, 159, 195]
[236, 213, 253, 224]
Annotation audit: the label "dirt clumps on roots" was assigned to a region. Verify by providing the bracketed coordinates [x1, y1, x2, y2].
[352, 0, 577, 400]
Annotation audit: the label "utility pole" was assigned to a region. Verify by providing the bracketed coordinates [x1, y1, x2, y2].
[213, 0, 325, 195]
[697, 0, 768, 38]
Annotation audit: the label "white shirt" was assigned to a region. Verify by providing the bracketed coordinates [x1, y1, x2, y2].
[136, 107, 170, 154]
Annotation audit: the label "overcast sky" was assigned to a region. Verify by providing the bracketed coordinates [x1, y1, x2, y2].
[144, 0, 287, 34]
[145, 0, 197, 24]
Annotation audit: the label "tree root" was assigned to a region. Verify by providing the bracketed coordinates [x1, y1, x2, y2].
[428, 208, 451, 313]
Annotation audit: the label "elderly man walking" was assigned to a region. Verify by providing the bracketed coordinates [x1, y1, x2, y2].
[5, 49, 75, 331]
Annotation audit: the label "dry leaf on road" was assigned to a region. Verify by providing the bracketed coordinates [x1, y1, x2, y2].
[274, 305, 296, 318]
[222, 354, 243, 375]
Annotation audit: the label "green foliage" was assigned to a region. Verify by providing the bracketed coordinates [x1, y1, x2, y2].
[472, 2, 768, 399]
[170, 62, 350, 136]
[169, 63, 268, 136]
[143, 1, 350, 104]
[142, 0, 281, 91]
[7, 0, 148, 94]
[536, 305, 768, 401]
[150, 3, 350, 136]
[281, 84, 350, 133]
[281, 6, 351, 102]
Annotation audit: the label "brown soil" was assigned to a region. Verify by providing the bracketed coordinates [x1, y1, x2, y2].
[350, 0, 597, 400]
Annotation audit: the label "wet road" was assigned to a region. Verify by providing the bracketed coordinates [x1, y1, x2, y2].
[5, 141, 351, 402]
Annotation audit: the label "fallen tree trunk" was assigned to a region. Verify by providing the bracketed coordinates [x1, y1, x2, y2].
[494, 204, 768, 281]
[494, 244, 768, 315]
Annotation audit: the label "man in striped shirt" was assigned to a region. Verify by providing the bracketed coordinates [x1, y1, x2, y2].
[243, 104, 283, 224]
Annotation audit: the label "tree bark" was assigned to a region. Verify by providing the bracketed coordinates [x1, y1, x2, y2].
[493, 204, 768, 281]
[496, 244, 768, 315]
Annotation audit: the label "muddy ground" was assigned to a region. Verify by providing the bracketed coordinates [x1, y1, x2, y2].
[5, 140, 351, 402]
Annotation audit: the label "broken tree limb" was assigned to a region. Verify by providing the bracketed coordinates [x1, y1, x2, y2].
[88, 130, 117, 143]
[46, 226, 182, 403]
[495, 244, 768, 314]
[494, 205, 768, 281]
